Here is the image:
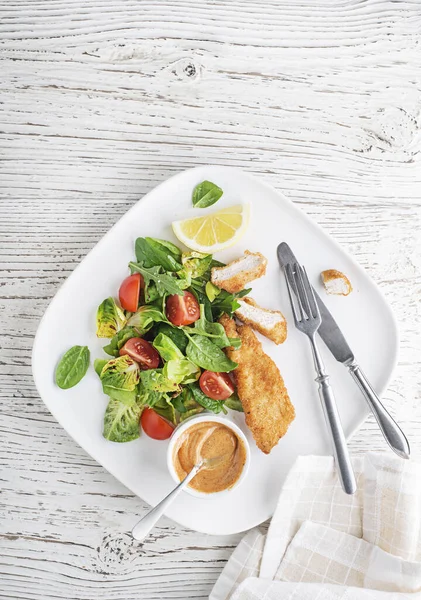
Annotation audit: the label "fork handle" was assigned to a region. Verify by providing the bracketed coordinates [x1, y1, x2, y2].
[317, 374, 357, 495]
[348, 362, 410, 459]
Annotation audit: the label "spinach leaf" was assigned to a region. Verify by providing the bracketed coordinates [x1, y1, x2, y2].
[189, 383, 226, 414]
[228, 337, 242, 350]
[185, 305, 231, 348]
[103, 327, 138, 357]
[129, 263, 184, 296]
[153, 333, 184, 361]
[127, 305, 166, 335]
[156, 323, 188, 353]
[135, 237, 182, 271]
[96, 297, 126, 338]
[171, 394, 187, 414]
[94, 358, 108, 377]
[103, 397, 141, 442]
[225, 393, 243, 412]
[192, 180, 223, 208]
[55, 345, 90, 389]
[185, 334, 237, 372]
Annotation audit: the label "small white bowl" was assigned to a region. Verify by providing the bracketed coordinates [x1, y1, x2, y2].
[167, 414, 251, 498]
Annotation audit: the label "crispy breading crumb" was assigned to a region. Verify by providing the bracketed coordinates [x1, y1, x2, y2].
[235, 297, 287, 345]
[211, 250, 267, 293]
[220, 315, 295, 454]
[321, 269, 352, 296]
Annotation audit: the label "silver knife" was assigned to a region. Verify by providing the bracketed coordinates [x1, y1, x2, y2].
[277, 242, 410, 459]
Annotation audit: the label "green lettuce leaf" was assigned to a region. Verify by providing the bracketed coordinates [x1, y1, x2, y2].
[103, 327, 138, 357]
[100, 355, 140, 404]
[103, 397, 141, 442]
[96, 297, 126, 338]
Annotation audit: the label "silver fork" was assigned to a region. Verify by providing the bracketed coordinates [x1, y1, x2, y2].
[285, 263, 357, 495]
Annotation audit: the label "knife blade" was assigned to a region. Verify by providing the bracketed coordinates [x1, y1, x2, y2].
[276, 241, 410, 459]
[277, 242, 354, 364]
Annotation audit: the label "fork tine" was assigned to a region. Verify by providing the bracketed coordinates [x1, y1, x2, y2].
[302, 266, 320, 319]
[295, 264, 312, 318]
[292, 263, 307, 321]
[284, 264, 301, 323]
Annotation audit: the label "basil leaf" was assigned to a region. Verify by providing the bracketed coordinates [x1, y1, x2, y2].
[192, 180, 223, 208]
[225, 393, 243, 412]
[186, 335, 237, 372]
[103, 397, 141, 442]
[129, 263, 184, 296]
[188, 383, 225, 414]
[55, 345, 90, 389]
[135, 237, 182, 271]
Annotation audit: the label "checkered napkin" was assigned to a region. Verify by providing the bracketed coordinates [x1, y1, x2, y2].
[210, 453, 421, 600]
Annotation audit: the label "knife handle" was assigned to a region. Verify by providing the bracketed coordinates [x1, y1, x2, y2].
[348, 363, 410, 459]
[317, 374, 357, 495]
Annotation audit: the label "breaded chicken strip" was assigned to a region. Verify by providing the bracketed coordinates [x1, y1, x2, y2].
[211, 250, 267, 293]
[220, 315, 295, 454]
[321, 269, 352, 296]
[235, 297, 287, 345]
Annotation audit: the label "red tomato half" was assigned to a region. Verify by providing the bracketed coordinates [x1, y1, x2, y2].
[119, 337, 160, 369]
[119, 273, 143, 312]
[199, 371, 235, 401]
[141, 407, 174, 440]
[166, 291, 200, 326]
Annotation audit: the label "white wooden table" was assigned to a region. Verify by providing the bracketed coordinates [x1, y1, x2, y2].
[2, 1, 421, 598]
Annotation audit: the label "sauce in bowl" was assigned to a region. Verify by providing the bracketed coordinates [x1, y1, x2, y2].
[173, 421, 247, 494]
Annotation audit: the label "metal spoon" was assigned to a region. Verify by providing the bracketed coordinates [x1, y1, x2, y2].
[131, 455, 225, 542]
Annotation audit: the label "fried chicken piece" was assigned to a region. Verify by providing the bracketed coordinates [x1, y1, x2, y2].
[211, 250, 267, 293]
[235, 297, 287, 345]
[321, 269, 352, 296]
[220, 315, 295, 454]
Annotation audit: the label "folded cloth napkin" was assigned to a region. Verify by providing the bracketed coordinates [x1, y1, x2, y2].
[210, 453, 421, 600]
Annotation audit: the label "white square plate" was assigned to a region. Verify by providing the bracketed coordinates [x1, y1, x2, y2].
[32, 166, 398, 535]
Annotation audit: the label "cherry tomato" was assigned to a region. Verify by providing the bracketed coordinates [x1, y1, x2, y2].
[199, 371, 235, 401]
[119, 337, 160, 369]
[141, 407, 174, 440]
[166, 291, 200, 326]
[119, 273, 143, 312]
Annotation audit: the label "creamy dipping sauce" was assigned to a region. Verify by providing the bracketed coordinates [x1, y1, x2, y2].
[173, 421, 247, 493]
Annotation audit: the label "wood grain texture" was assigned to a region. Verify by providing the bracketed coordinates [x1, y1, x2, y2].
[1, 0, 421, 598]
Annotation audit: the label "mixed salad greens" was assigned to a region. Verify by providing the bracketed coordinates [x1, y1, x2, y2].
[92, 236, 247, 443]
[54, 179, 249, 443]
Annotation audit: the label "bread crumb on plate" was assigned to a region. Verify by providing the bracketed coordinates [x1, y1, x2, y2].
[321, 269, 352, 296]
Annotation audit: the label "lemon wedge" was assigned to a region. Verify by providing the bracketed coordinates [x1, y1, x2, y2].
[172, 204, 250, 253]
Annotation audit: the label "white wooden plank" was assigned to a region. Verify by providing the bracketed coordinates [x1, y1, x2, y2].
[1, 0, 421, 598]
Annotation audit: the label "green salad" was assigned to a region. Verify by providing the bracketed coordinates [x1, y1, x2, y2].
[89, 236, 248, 442]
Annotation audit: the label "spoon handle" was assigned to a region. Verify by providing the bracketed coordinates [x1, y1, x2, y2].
[132, 464, 201, 542]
